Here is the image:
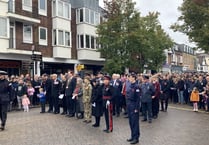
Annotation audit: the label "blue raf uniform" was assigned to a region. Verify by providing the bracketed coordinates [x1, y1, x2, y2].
[126, 77, 140, 143]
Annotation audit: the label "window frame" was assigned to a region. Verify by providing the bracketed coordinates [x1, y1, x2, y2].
[38, 0, 47, 16]
[23, 24, 33, 44]
[53, 29, 71, 47]
[39, 27, 47, 46]
[22, 0, 32, 12]
[54, 0, 71, 20]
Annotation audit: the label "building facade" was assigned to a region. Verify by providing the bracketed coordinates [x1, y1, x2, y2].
[0, 0, 104, 76]
[163, 43, 196, 73]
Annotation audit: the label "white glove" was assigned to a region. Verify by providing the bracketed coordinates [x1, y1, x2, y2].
[106, 100, 110, 108]
[92, 102, 96, 107]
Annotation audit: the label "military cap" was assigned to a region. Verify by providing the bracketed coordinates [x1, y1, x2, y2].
[0, 70, 8, 75]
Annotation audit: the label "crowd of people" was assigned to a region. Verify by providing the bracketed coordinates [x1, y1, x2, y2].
[1, 70, 209, 144]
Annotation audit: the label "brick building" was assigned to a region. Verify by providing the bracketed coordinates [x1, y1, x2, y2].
[0, 0, 104, 76]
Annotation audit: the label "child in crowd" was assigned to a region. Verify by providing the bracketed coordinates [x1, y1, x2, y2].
[27, 83, 35, 107]
[190, 87, 199, 112]
[37, 88, 46, 113]
[22, 95, 30, 112]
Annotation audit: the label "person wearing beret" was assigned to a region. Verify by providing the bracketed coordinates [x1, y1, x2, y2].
[0, 71, 12, 131]
[102, 75, 114, 133]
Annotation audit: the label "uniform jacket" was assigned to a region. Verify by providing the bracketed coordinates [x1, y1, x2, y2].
[91, 84, 103, 117]
[51, 79, 62, 97]
[141, 82, 155, 103]
[102, 84, 114, 107]
[126, 81, 141, 110]
[82, 83, 92, 103]
[0, 79, 12, 104]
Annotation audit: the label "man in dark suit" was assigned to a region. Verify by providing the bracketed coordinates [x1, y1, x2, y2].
[65, 71, 76, 117]
[51, 74, 62, 114]
[0, 71, 12, 131]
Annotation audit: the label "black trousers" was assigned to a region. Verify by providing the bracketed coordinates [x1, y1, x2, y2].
[68, 97, 76, 115]
[104, 103, 113, 131]
[94, 116, 101, 126]
[161, 97, 168, 111]
[152, 97, 159, 117]
[40, 101, 46, 112]
[47, 94, 53, 112]
[112, 97, 121, 115]
[127, 104, 140, 140]
[0, 104, 8, 126]
[53, 96, 60, 113]
[142, 102, 152, 120]
[62, 96, 67, 113]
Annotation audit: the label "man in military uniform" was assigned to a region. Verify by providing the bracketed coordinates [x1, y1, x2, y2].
[102, 75, 114, 133]
[0, 71, 12, 131]
[126, 73, 141, 144]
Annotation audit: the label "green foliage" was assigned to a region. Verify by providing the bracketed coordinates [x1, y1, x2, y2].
[171, 0, 209, 51]
[97, 0, 173, 73]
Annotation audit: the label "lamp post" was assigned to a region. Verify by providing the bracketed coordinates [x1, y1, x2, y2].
[31, 45, 35, 81]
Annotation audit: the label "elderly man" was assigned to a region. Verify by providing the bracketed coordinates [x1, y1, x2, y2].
[0, 71, 12, 131]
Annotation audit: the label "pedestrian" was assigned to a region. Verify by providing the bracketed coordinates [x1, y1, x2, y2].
[22, 95, 30, 112]
[0, 71, 12, 131]
[160, 75, 170, 112]
[190, 87, 199, 112]
[27, 83, 35, 107]
[83, 76, 92, 123]
[17, 79, 27, 110]
[126, 73, 140, 144]
[37, 88, 46, 113]
[141, 75, 155, 123]
[91, 78, 103, 127]
[151, 77, 160, 119]
[102, 75, 114, 133]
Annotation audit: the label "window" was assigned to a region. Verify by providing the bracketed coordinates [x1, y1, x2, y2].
[64, 3, 70, 19]
[95, 13, 100, 25]
[91, 36, 95, 49]
[80, 9, 84, 22]
[39, 0, 47, 16]
[85, 8, 90, 23]
[90, 10, 95, 24]
[58, 1, 63, 17]
[58, 30, 64, 45]
[22, 0, 32, 12]
[0, 17, 7, 37]
[53, 29, 71, 46]
[80, 35, 84, 48]
[86, 35, 90, 48]
[39, 27, 47, 45]
[65, 32, 70, 46]
[23, 24, 32, 43]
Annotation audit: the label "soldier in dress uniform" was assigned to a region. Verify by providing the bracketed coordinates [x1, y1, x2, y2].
[0, 71, 12, 131]
[126, 73, 141, 144]
[102, 75, 114, 133]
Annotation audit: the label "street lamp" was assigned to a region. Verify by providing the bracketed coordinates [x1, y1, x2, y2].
[31, 45, 35, 81]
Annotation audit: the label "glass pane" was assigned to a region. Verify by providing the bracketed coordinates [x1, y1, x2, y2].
[58, 30, 64, 45]
[95, 13, 100, 25]
[91, 36, 94, 49]
[65, 32, 70, 46]
[40, 28, 46, 40]
[23, 25, 32, 41]
[86, 35, 90, 48]
[24, 0, 32, 6]
[53, 30, 56, 45]
[40, 0, 45, 10]
[58, 2, 63, 17]
[0, 18, 7, 37]
[90, 10, 94, 24]
[80, 9, 83, 22]
[64, 4, 69, 18]
[85, 8, 89, 23]
[80, 35, 84, 48]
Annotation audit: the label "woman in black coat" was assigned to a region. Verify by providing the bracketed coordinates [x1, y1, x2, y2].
[91, 79, 103, 127]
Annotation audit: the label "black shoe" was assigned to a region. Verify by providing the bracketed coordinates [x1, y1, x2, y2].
[141, 119, 147, 122]
[85, 120, 92, 124]
[0, 126, 5, 131]
[92, 124, 99, 127]
[68, 114, 75, 117]
[148, 120, 152, 123]
[47, 110, 53, 113]
[127, 138, 133, 142]
[153, 115, 158, 119]
[40, 111, 45, 113]
[103, 129, 112, 133]
[54, 112, 59, 114]
[160, 109, 164, 112]
[130, 139, 139, 144]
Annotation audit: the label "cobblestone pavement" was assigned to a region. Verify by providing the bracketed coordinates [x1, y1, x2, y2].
[0, 106, 209, 145]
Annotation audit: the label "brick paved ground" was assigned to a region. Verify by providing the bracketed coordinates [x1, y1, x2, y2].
[0, 106, 209, 145]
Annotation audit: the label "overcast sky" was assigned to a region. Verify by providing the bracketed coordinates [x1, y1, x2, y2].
[99, 0, 194, 46]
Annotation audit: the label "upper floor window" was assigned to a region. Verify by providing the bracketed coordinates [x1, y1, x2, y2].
[22, 0, 32, 12]
[39, 27, 47, 46]
[0, 17, 8, 37]
[52, 0, 71, 20]
[39, 0, 47, 16]
[78, 34, 97, 49]
[53, 29, 71, 47]
[23, 24, 33, 43]
[77, 8, 100, 25]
